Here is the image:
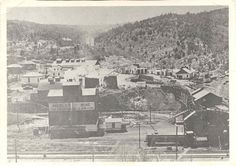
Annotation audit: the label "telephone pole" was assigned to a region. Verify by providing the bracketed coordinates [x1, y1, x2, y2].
[175, 125, 178, 160]
[139, 123, 141, 149]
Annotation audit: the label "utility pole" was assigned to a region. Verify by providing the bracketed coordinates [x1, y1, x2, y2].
[16, 100, 20, 132]
[149, 108, 152, 123]
[139, 123, 141, 149]
[14, 139, 17, 163]
[175, 125, 178, 160]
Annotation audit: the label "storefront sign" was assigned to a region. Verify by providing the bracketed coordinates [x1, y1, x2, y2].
[72, 102, 95, 111]
[49, 103, 71, 111]
[49, 102, 95, 111]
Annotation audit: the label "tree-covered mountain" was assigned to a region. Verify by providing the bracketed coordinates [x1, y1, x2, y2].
[7, 20, 115, 60]
[7, 20, 84, 44]
[95, 8, 228, 72]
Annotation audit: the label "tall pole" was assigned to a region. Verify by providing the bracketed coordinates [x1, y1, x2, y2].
[14, 139, 17, 163]
[16, 101, 20, 132]
[176, 125, 178, 160]
[149, 109, 151, 123]
[139, 123, 141, 149]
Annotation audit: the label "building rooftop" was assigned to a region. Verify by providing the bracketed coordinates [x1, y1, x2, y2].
[191, 88, 204, 95]
[22, 72, 44, 78]
[7, 64, 22, 68]
[19, 61, 36, 65]
[62, 82, 80, 86]
[215, 105, 229, 112]
[48, 89, 63, 97]
[82, 88, 96, 96]
[38, 79, 62, 91]
[192, 87, 222, 102]
[193, 89, 212, 101]
[105, 118, 123, 123]
[52, 59, 98, 67]
[176, 67, 195, 74]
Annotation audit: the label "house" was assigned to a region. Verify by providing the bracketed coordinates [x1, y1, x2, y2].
[192, 88, 222, 108]
[105, 117, 127, 132]
[19, 61, 37, 70]
[48, 65, 68, 79]
[21, 72, 44, 87]
[176, 67, 196, 79]
[124, 64, 148, 75]
[149, 68, 179, 77]
[7, 64, 23, 75]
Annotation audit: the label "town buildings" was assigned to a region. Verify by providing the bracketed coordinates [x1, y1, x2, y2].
[47, 81, 102, 138]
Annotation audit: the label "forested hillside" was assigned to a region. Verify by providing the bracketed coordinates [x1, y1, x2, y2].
[7, 20, 83, 44]
[95, 8, 228, 72]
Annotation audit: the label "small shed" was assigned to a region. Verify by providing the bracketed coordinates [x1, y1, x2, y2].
[105, 118, 126, 132]
[21, 72, 44, 87]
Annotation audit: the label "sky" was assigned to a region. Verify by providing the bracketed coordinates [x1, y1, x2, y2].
[7, 6, 226, 25]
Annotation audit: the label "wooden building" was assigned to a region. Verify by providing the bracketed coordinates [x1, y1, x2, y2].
[176, 67, 196, 80]
[21, 72, 44, 87]
[47, 81, 102, 138]
[105, 118, 127, 132]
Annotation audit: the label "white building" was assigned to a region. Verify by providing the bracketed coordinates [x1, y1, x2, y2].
[105, 118, 127, 132]
[51, 58, 98, 69]
[175, 67, 196, 79]
[21, 72, 44, 86]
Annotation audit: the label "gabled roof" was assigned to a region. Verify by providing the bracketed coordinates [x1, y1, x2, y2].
[193, 89, 212, 101]
[191, 88, 204, 95]
[176, 67, 195, 74]
[192, 88, 221, 102]
[184, 111, 196, 121]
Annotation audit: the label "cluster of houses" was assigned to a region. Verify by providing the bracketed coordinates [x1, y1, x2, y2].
[119, 63, 197, 80]
[7, 58, 119, 103]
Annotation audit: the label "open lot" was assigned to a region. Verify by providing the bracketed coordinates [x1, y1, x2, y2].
[8, 113, 229, 162]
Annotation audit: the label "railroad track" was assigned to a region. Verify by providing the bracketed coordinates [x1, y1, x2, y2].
[8, 152, 229, 161]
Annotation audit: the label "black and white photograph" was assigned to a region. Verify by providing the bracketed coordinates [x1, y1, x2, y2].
[6, 6, 229, 162]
